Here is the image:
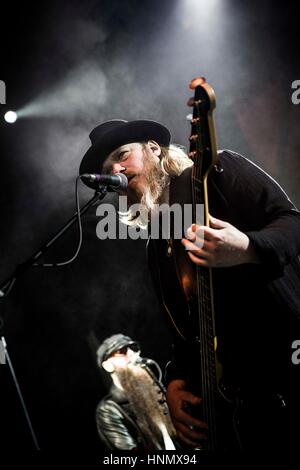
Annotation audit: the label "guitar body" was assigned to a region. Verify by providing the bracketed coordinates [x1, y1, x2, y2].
[149, 232, 241, 451]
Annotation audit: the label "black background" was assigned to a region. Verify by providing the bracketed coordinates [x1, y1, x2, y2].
[0, 0, 299, 457]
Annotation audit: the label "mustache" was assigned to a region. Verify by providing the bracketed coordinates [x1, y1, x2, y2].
[125, 172, 142, 181]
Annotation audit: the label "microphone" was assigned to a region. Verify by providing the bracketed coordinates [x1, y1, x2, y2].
[80, 173, 128, 190]
[136, 357, 157, 367]
[143, 358, 156, 366]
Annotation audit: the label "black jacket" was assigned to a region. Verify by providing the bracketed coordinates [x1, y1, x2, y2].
[147, 149, 300, 408]
[96, 386, 148, 450]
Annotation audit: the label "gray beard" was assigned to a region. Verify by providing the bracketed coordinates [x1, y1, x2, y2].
[114, 363, 176, 449]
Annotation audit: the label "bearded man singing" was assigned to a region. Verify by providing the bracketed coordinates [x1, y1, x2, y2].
[81, 119, 300, 451]
[95, 333, 176, 451]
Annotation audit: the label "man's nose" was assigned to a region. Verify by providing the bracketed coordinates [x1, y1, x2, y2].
[111, 162, 126, 174]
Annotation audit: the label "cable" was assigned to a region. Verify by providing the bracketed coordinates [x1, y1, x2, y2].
[33, 176, 83, 267]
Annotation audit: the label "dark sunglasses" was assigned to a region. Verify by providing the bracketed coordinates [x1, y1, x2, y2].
[112, 343, 140, 356]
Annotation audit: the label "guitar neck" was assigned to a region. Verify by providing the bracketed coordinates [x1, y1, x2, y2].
[188, 77, 219, 449]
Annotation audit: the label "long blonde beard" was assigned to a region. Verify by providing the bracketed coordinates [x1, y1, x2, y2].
[119, 150, 169, 229]
[115, 363, 176, 449]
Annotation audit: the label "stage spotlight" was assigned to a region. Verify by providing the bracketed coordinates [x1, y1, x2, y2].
[4, 110, 18, 123]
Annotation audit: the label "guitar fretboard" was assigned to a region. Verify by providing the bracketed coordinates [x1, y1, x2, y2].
[188, 78, 218, 450]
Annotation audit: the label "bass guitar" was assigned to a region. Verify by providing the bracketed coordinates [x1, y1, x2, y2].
[185, 77, 241, 450]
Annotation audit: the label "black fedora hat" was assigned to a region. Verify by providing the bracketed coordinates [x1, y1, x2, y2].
[79, 119, 171, 189]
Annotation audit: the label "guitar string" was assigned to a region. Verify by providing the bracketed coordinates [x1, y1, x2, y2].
[193, 100, 211, 443]
[195, 108, 214, 448]
[194, 97, 217, 449]
[203, 108, 217, 448]
[199, 121, 216, 449]
[202, 113, 217, 448]
[194, 101, 210, 428]
[192, 100, 208, 444]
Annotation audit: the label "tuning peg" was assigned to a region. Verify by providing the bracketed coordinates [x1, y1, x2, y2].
[188, 151, 197, 159]
[187, 115, 201, 123]
[187, 97, 202, 107]
[189, 77, 206, 90]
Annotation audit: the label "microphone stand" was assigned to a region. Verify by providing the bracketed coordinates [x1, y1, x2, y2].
[0, 185, 108, 450]
[0, 188, 107, 299]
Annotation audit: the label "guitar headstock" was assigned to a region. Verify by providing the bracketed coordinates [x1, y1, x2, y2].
[187, 77, 218, 180]
[188, 76, 216, 108]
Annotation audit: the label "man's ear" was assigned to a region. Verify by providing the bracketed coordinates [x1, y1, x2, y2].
[147, 140, 161, 158]
[102, 359, 114, 373]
